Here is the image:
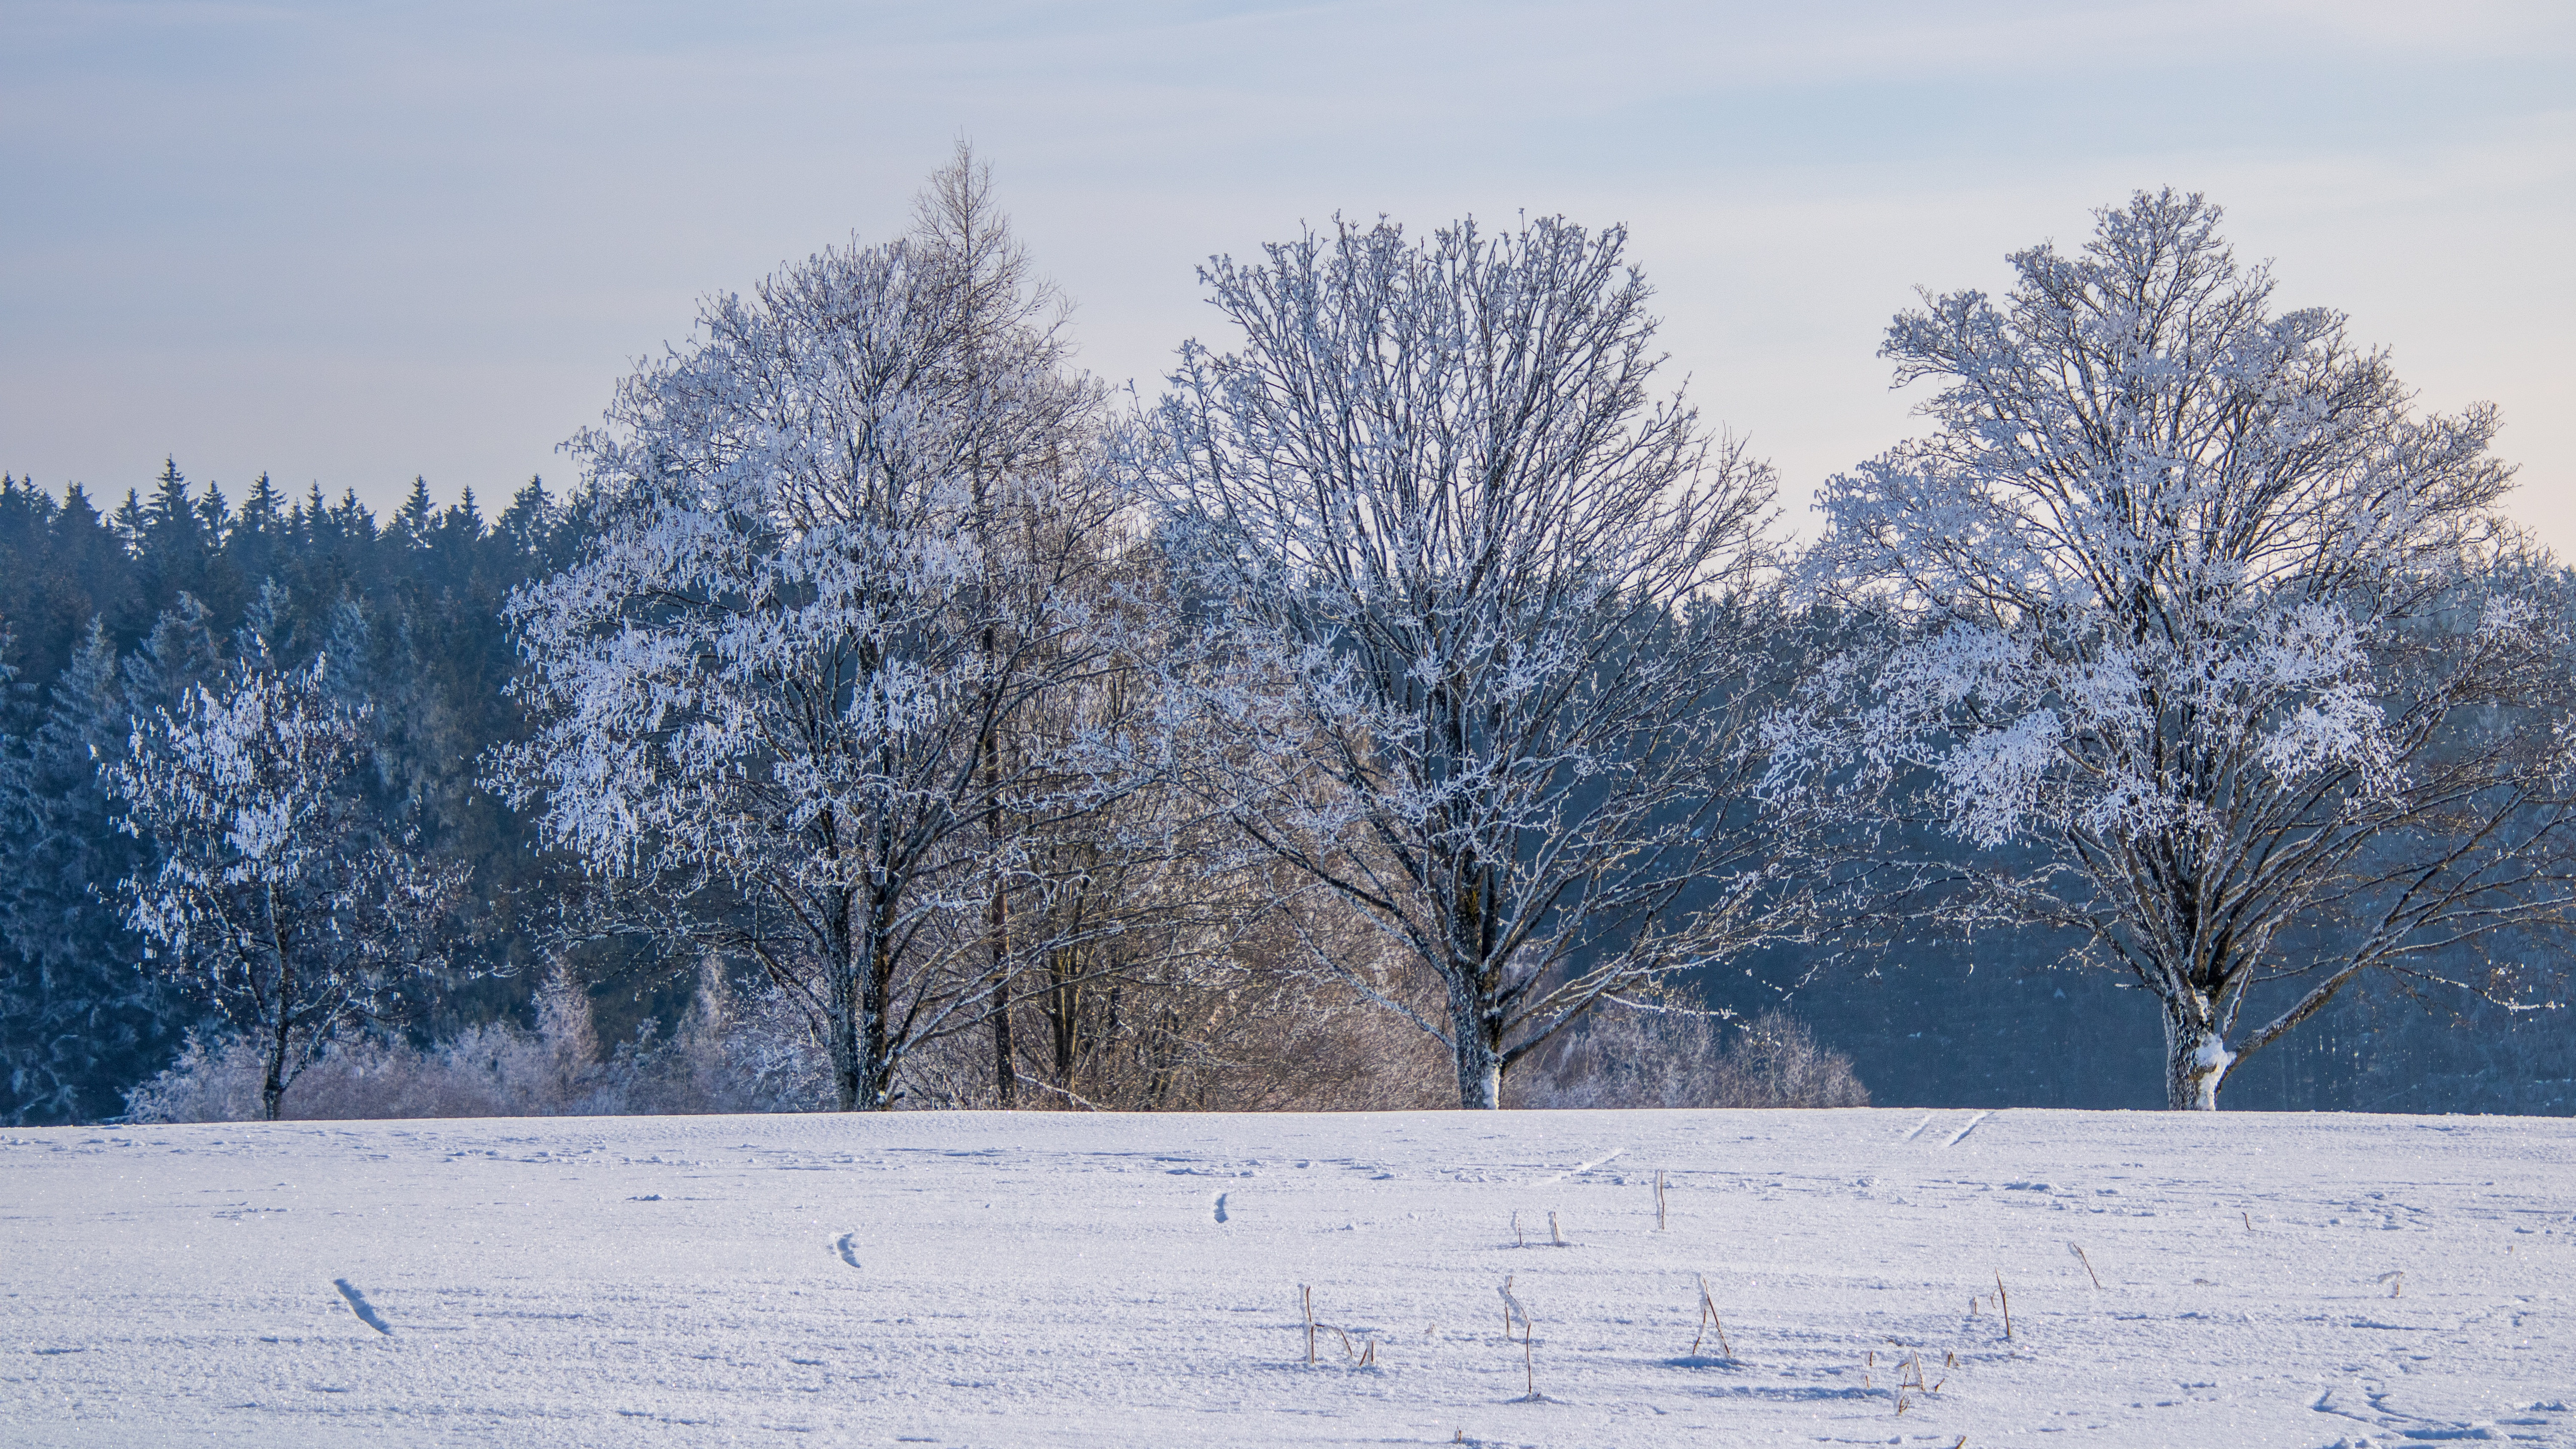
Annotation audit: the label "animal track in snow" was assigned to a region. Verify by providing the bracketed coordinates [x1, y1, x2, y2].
[2311, 1384, 2558, 1443]
[1212, 1192, 1229, 1225]
[833, 1233, 861, 1269]
[1944, 1112, 1991, 1148]
[333, 1279, 393, 1336]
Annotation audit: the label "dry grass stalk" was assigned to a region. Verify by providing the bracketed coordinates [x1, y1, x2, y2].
[1656, 1169, 1668, 1231]
[1549, 1211, 1565, 1247]
[2243, 1210, 2254, 1232]
[1498, 1276, 1532, 1344]
[1301, 1290, 1378, 1368]
[1994, 1272, 2013, 1341]
[2068, 1241, 2102, 1290]
[1688, 1274, 1731, 1358]
[1496, 1279, 1541, 1400]
[1512, 1212, 1524, 1248]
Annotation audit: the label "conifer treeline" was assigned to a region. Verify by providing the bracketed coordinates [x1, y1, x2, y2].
[0, 463, 600, 1123]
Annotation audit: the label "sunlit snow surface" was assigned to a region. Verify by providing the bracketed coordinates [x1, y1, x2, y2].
[4, 1109, 2570, 1446]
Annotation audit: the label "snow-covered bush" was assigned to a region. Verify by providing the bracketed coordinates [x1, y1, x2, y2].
[899, 878, 1455, 1113]
[124, 931, 1454, 1120]
[122, 962, 831, 1122]
[1704, 1010, 1872, 1109]
[1511, 1002, 1867, 1109]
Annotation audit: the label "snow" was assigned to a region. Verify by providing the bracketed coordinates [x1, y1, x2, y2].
[4, 1108, 2570, 1446]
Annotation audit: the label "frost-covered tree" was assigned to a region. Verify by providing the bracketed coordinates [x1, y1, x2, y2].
[495, 153, 1124, 1111]
[1135, 215, 1805, 1109]
[1780, 190, 2576, 1109]
[110, 649, 460, 1119]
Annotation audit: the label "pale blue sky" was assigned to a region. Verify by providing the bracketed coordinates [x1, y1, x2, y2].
[6, 2, 2571, 544]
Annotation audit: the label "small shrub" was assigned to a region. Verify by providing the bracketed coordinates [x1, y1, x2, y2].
[1510, 1000, 1868, 1109]
[122, 959, 830, 1122]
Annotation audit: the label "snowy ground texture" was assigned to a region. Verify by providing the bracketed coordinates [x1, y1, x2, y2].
[4, 1108, 2570, 1447]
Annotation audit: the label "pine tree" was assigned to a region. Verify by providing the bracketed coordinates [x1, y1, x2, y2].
[396, 476, 434, 548]
[0, 622, 192, 1122]
[121, 594, 225, 719]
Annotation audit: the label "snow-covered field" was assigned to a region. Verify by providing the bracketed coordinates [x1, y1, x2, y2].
[3, 1108, 2569, 1447]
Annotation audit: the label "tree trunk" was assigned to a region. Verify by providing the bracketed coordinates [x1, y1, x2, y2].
[982, 608, 1015, 1109]
[990, 882, 1015, 1108]
[1049, 946, 1077, 1089]
[1450, 986, 1503, 1109]
[856, 926, 896, 1110]
[261, 893, 291, 1120]
[2160, 1002, 2233, 1111]
[1446, 836, 1506, 1109]
[827, 901, 898, 1112]
[1456, 1037, 1503, 1109]
[828, 964, 864, 1111]
[261, 1015, 290, 1121]
[992, 1007, 1015, 1108]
